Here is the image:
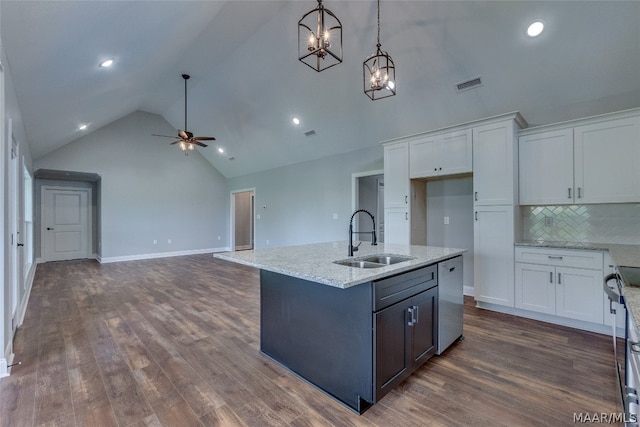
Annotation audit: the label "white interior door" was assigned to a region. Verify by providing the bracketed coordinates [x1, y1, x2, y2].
[43, 188, 90, 261]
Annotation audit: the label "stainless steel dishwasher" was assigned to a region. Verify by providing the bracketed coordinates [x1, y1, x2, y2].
[437, 255, 464, 354]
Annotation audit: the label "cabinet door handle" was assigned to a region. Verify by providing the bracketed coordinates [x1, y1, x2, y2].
[405, 195, 408, 204]
[474, 211, 478, 221]
[577, 187, 582, 198]
[558, 273, 562, 284]
[550, 272, 553, 283]
[474, 191, 478, 202]
[414, 305, 419, 324]
[548, 256, 563, 260]
[407, 307, 414, 326]
[405, 212, 408, 220]
[568, 188, 572, 199]
[449, 266, 455, 272]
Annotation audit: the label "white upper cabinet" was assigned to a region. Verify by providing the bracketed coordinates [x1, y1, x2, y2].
[472, 119, 520, 206]
[383, 141, 410, 209]
[519, 110, 640, 205]
[519, 129, 574, 205]
[409, 129, 472, 179]
[574, 115, 640, 203]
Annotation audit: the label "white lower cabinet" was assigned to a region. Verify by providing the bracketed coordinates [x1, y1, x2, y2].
[515, 247, 604, 324]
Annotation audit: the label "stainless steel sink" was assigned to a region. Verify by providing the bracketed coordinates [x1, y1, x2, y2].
[359, 254, 415, 265]
[333, 259, 385, 269]
[333, 254, 416, 268]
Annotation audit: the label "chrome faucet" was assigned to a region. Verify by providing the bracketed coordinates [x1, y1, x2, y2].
[349, 209, 377, 256]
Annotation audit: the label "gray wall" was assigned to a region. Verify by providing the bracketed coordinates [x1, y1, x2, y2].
[228, 146, 384, 248]
[425, 176, 475, 289]
[356, 174, 382, 242]
[33, 111, 229, 259]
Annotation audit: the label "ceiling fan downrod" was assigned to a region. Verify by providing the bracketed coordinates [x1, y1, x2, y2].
[182, 74, 190, 134]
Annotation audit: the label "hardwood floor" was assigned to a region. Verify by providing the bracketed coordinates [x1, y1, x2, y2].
[1, 254, 621, 426]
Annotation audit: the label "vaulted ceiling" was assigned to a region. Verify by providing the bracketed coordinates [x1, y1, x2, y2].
[2, 1, 639, 178]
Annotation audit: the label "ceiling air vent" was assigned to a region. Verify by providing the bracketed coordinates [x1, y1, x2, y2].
[456, 77, 482, 93]
[304, 129, 317, 137]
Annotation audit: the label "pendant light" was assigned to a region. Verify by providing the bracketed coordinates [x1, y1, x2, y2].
[298, 0, 343, 72]
[363, 0, 396, 100]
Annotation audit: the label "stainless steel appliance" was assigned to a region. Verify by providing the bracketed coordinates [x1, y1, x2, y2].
[437, 256, 464, 354]
[605, 267, 640, 426]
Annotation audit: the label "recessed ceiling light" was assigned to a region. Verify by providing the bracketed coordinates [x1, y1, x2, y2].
[292, 117, 300, 125]
[99, 59, 114, 68]
[78, 124, 88, 130]
[527, 21, 544, 37]
[218, 147, 224, 154]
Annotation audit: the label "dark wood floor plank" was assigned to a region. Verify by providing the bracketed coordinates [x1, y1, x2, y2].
[0, 372, 37, 427]
[1, 254, 622, 427]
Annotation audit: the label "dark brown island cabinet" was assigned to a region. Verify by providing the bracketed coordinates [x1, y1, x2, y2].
[260, 261, 446, 414]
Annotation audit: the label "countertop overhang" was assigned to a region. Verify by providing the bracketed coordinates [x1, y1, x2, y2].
[214, 241, 467, 289]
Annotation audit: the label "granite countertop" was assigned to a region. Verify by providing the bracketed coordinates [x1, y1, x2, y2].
[515, 240, 640, 268]
[214, 241, 466, 289]
[516, 240, 640, 326]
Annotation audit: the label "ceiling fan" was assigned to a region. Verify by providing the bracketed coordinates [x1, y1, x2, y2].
[153, 74, 216, 153]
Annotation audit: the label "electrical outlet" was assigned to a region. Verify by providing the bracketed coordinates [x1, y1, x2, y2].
[444, 216, 450, 225]
[333, 213, 338, 220]
[257, 214, 261, 220]
[153, 239, 157, 244]
[544, 217, 554, 227]
[168, 239, 172, 244]
[266, 239, 270, 245]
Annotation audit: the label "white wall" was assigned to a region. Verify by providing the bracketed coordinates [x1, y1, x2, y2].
[34, 111, 229, 261]
[228, 146, 384, 249]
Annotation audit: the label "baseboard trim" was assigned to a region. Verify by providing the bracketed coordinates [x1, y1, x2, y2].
[0, 358, 7, 378]
[16, 263, 37, 327]
[2, 342, 15, 378]
[99, 247, 229, 264]
[463, 285, 474, 297]
[475, 300, 612, 335]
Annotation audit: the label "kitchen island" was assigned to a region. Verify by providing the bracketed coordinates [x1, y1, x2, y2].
[215, 241, 466, 413]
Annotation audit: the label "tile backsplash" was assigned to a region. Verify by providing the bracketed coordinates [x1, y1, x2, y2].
[521, 204, 640, 244]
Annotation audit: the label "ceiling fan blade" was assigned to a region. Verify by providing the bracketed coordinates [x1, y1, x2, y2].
[193, 136, 216, 141]
[169, 140, 181, 145]
[152, 134, 179, 139]
[193, 141, 208, 147]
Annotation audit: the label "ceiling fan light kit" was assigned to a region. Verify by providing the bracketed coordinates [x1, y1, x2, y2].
[298, 0, 343, 72]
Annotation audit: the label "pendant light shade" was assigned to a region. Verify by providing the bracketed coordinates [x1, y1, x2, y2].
[363, 0, 396, 100]
[298, 0, 343, 72]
